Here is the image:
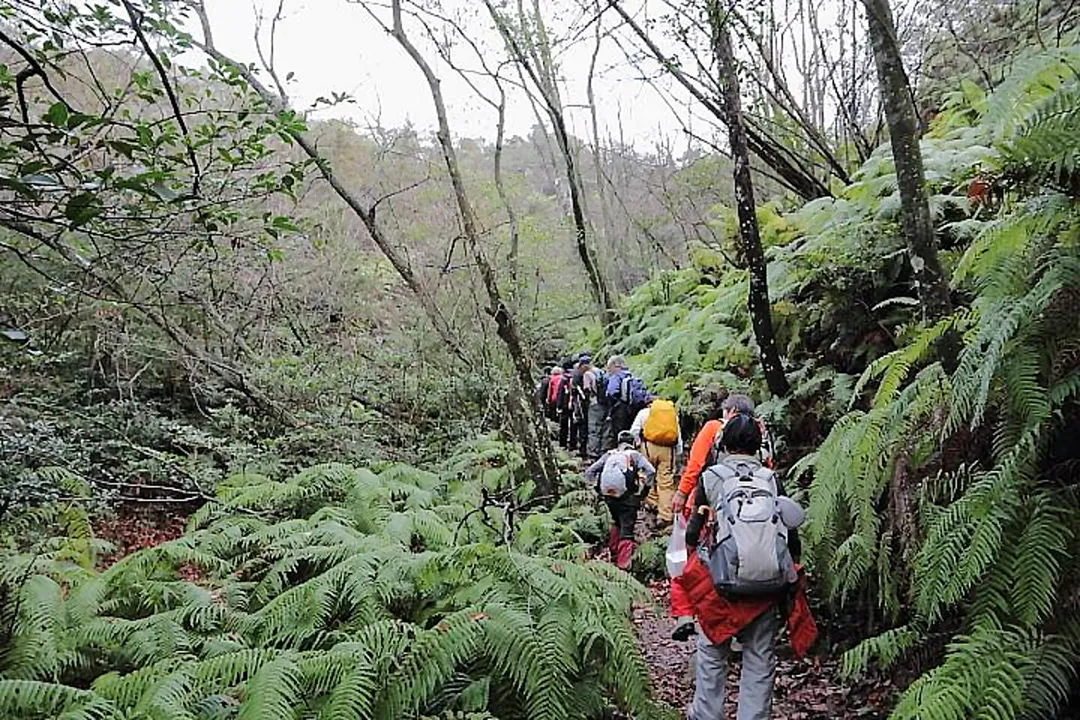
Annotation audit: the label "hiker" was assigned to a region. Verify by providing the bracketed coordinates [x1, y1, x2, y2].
[630, 394, 683, 528]
[557, 358, 576, 448]
[586, 362, 607, 459]
[569, 354, 593, 458]
[585, 430, 656, 570]
[603, 356, 648, 450]
[672, 413, 814, 720]
[536, 371, 549, 409]
[672, 392, 774, 516]
[602, 356, 629, 450]
[545, 366, 563, 421]
[536, 366, 554, 412]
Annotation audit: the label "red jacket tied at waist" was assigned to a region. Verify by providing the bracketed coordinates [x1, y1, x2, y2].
[671, 553, 817, 657]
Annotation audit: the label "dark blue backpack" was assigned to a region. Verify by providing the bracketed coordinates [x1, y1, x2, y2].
[620, 374, 649, 410]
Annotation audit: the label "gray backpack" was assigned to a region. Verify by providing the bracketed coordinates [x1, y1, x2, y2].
[697, 457, 797, 597]
[598, 450, 635, 497]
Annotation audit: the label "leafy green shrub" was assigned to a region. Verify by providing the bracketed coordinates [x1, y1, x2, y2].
[795, 50, 1080, 720]
[606, 46, 1080, 720]
[0, 442, 673, 719]
[630, 537, 667, 584]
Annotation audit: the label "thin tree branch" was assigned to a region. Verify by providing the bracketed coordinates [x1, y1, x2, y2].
[120, 0, 202, 198]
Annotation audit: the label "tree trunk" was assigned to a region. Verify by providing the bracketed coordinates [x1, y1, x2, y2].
[491, 81, 521, 293]
[389, 0, 560, 500]
[610, 1, 832, 202]
[487, 0, 617, 328]
[862, 0, 952, 321]
[552, 104, 616, 327]
[587, 3, 617, 269]
[710, 4, 790, 398]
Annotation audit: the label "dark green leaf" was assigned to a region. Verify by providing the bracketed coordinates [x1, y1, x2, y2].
[64, 193, 102, 228]
[43, 102, 69, 127]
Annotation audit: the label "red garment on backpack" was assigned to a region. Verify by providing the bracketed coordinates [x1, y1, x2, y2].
[547, 374, 564, 407]
[671, 553, 817, 657]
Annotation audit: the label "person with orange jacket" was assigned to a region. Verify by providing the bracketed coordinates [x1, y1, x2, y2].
[671, 392, 773, 516]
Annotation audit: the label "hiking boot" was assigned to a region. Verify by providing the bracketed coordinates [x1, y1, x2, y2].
[672, 616, 697, 641]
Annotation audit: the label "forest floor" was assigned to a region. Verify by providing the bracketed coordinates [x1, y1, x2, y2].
[605, 503, 897, 719]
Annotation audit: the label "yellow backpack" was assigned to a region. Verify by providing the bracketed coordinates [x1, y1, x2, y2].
[642, 399, 679, 446]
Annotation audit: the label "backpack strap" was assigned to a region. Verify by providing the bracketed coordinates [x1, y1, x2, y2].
[701, 463, 738, 525]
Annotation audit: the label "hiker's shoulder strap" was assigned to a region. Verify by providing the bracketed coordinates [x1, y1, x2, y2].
[753, 464, 779, 492]
[700, 460, 738, 490]
[700, 463, 734, 509]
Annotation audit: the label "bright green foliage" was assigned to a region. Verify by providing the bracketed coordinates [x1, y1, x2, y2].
[0, 443, 671, 719]
[799, 51, 1080, 720]
[611, 48, 1080, 720]
[0, 464, 100, 571]
[609, 93, 998, 406]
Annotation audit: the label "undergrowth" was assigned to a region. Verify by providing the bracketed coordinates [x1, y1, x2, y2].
[0, 438, 672, 720]
[607, 47, 1080, 720]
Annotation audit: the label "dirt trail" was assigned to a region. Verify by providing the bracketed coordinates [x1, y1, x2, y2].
[631, 579, 895, 719]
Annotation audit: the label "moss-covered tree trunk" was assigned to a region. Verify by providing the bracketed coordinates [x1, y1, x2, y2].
[862, 0, 952, 321]
[709, 4, 790, 398]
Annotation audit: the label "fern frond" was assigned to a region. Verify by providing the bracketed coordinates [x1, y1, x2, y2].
[0, 680, 121, 720]
[842, 624, 919, 677]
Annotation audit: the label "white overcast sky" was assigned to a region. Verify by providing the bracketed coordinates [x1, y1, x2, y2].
[198, 0, 709, 151]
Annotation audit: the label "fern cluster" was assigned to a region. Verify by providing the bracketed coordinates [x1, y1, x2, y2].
[991, 48, 1080, 195]
[799, 50, 1080, 720]
[608, 46, 1080, 720]
[0, 444, 672, 719]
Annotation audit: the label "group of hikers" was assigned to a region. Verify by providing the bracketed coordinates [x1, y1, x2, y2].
[541, 353, 815, 720]
[539, 353, 683, 533]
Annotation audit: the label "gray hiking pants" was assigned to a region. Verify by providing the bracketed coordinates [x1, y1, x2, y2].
[689, 606, 780, 720]
[587, 402, 607, 458]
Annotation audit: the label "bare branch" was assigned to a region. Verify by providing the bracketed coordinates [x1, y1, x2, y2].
[0, 26, 73, 122]
[253, 0, 290, 100]
[608, 0, 830, 200]
[181, 0, 469, 363]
